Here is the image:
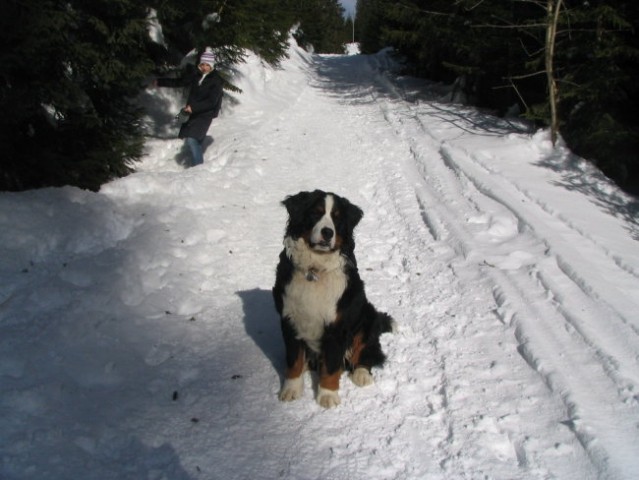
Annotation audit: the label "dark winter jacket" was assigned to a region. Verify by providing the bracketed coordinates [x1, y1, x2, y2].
[158, 68, 224, 142]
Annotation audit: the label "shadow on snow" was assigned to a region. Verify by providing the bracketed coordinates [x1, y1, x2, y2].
[237, 288, 284, 381]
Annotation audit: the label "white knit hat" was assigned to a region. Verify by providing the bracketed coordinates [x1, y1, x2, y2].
[199, 51, 216, 68]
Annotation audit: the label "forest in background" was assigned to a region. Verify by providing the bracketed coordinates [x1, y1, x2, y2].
[0, 0, 350, 191]
[1, 0, 637, 194]
[356, 0, 639, 193]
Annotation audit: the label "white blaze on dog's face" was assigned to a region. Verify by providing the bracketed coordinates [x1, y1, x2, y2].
[310, 195, 336, 251]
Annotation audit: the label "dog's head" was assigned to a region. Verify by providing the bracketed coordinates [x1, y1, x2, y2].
[282, 190, 363, 253]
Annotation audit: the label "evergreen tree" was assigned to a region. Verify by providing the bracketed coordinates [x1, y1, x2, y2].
[354, 0, 639, 192]
[553, 0, 639, 189]
[0, 0, 154, 191]
[356, 0, 388, 54]
[290, 0, 347, 54]
[344, 16, 355, 44]
[151, 0, 296, 67]
[0, 0, 358, 192]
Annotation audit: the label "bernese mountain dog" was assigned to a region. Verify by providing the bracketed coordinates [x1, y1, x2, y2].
[272, 190, 395, 408]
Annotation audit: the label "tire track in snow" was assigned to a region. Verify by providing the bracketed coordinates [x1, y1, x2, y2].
[347, 85, 463, 478]
[324, 53, 501, 478]
[466, 149, 639, 281]
[370, 82, 639, 477]
[434, 144, 639, 396]
[354, 56, 595, 478]
[439, 143, 639, 327]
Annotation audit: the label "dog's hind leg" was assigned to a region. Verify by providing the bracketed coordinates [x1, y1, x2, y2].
[351, 367, 374, 387]
[349, 332, 388, 387]
[346, 333, 374, 387]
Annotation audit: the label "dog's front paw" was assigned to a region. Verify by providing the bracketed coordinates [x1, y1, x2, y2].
[350, 367, 374, 387]
[279, 377, 304, 402]
[316, 387, 341, 408]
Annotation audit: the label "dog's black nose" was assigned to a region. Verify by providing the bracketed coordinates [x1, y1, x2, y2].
[321, 227, 334, 240]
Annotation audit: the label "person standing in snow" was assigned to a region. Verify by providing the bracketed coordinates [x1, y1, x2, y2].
[155, 50, 224, 167]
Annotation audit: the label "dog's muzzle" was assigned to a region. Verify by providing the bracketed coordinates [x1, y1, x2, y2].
[312, 227, 334, 250]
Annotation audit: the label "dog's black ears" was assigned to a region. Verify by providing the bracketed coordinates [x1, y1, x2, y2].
[281, 190, 323, 218]
[342, 197, 363, 229]
[282, 190, 364, 228]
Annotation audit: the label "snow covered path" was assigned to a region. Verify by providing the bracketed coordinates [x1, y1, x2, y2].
[1, 43, 639, 479]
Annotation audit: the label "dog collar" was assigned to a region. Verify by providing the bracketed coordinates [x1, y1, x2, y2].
[305, 268, 319, 282]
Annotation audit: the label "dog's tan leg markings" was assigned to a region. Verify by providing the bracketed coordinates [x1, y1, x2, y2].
[317, 366, 342, 408]
[345, 333, 374, 387]
[347, 333, 365, 365]
[286, 347, 306, 379]
[279, 348, 306, 402]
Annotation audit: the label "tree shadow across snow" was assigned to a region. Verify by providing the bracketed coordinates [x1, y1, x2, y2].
[535, 150, 639, 240]
[310, 53, 532, 136]
[313, 53, 638, 238]
[138, 87, 187, 139]
[89, 438, 195, 480]
[237, 288, 284, 379]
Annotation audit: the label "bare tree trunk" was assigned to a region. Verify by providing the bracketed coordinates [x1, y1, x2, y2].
[546, 0, 562, 145]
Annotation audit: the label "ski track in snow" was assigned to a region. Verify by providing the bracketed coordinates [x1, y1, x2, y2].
[1, 42, 639, 480]
[360, 54, 639, 478]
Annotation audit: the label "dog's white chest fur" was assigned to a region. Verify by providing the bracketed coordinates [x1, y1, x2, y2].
[282, 237, 348, 352]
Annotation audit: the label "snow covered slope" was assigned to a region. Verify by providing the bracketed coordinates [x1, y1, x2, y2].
[1, 40, 638, 480]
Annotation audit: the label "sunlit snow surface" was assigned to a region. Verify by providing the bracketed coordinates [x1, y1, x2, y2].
[1, 38, 639, 480]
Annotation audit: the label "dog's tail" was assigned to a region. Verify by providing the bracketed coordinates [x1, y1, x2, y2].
[356, 311, 396, 370]
[378, 311, 397, 334]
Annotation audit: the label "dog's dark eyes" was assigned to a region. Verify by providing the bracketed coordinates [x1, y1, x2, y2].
[332, 209, 341, 219]
[313, 206, 325, 216]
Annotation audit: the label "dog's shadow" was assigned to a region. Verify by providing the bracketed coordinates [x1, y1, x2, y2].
[237, 288, 285, 379]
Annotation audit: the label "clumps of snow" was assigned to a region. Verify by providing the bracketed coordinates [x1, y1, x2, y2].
[1, 35, 639, 480]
